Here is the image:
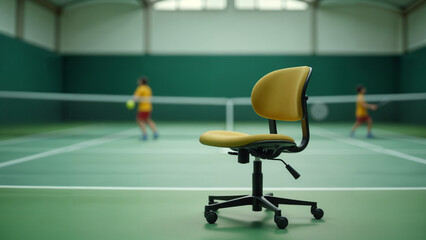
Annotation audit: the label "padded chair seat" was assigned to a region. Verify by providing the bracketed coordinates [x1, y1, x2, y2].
[199, 130, 295, 148]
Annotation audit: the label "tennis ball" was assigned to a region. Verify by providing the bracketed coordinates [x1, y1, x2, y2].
[126, 100, 135, 110]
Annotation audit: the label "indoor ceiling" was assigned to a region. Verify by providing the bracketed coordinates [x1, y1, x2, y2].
[319, 0, 422, 12]
[45, 0, 139, 7]
[43, 0, 424, 12]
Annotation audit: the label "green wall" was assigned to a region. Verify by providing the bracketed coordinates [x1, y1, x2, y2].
[0, 34, 63, 123]
[63, 55, 400, 96]
[399, 46, 426, 124]
[62, 55, 400, 122]
[1, 31, 424, 124]
[400, 46, 426, 92]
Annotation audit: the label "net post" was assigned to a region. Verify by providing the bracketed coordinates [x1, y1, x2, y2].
[226, 99, 234, 131]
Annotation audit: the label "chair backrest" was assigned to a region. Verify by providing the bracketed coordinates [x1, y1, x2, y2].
[251, 66, 311, 121]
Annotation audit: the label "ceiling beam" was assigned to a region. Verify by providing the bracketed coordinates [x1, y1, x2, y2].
[30, 0, 59, 12]
[62, 0, 139, 9]
[319, 0, 402, 14]
[149, 0, 167, 6]
[15, 0, 24, 40]
[403, 0, 426, 14]
[139, 0, 148, 7]
[363, 0, 401, 11]
[139, 0, 164, 7]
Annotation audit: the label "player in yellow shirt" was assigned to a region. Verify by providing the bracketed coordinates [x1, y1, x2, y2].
[350, 85, 377, 138]
[133, 77, 158, 140]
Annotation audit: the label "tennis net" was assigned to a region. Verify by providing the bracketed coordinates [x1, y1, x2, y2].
[0, 91, 425, 131]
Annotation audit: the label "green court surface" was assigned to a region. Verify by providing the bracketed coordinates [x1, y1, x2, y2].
[0, 122, 425, 240]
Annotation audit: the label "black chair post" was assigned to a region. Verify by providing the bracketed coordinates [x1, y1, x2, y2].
[252, 158, 263, 211]
[269, 119, 277, 134]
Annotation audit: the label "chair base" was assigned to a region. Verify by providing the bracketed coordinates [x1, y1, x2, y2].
[204, 192, 323, 229]
[203, 158, 324, 229]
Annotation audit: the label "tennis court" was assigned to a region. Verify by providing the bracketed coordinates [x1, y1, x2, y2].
[1, 122, 425, 239]
[2, 0, 426, 239]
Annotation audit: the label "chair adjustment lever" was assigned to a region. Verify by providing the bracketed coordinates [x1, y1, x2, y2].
[228, 151, 238, 155]
[267, 158, 301, 180]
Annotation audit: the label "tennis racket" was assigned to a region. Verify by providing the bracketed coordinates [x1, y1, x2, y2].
[377, 98, 391, 108]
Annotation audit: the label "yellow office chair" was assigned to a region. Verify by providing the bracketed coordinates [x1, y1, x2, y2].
[200, 66, 324, 229]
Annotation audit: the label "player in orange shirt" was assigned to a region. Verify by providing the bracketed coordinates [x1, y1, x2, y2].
[350, 85, 377, 138]
[133, 77, 158, 140]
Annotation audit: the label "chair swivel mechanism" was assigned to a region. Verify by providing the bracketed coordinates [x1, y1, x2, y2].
[199, 66, 324, 229]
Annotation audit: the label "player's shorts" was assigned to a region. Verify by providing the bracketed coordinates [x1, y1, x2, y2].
[138, 111, 151, 121]
[356, 116, 370, 123]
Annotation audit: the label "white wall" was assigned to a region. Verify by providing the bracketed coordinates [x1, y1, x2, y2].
[407, 3, 426, 52]
[60, 2, 144, 54]
[57, 3, 411, 55]
[0, 0, 16, 37]
[151, 8, 312, 55]
[23, 0, 56, 50]
[1, 2, 419, 55]
[317, 5, 403, 55]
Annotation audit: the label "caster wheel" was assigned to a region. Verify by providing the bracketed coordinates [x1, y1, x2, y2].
[312, 208, 324, 220]
[205, 211, 218, 224]
[265, 192, 274, 196]
[274, 216, 288, 229]
[310, 205, 316, 214]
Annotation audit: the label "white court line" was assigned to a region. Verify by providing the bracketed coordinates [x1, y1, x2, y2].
[0, 124, 93, 146]
[313, 127, 426, 165]
[0, 128, 138, 169]
[0, 185, 424, 191]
